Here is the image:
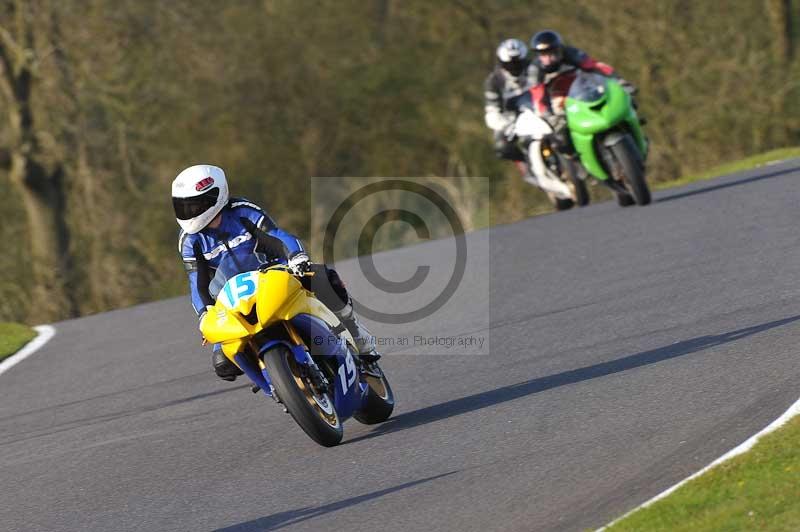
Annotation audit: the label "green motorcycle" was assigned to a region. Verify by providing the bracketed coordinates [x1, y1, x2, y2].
[565, 72, 650, 206]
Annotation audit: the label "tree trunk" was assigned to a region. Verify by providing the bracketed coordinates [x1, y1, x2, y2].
[766, 0, 794, 64]
[0, 0, 74, 320]
[765, 0, 795, 146]
[11, 161, 72, 319]
[373, 0, 390, 47]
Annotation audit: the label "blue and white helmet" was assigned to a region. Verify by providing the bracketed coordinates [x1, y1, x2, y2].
[496, 38, 530, 76]
[171, 164, 230, 234]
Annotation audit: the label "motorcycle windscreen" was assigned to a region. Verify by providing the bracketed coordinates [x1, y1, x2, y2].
[568, 72, 608, 104]
[209, 252, 265, 303]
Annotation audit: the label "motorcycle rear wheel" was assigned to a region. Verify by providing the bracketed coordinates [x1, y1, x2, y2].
[263, 344, 343, 447]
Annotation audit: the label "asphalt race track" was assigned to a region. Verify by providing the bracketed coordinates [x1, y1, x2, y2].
[3, 159, 800, 532]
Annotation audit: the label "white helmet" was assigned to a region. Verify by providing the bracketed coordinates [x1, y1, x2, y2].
[171, 164, 229, 234]
[496, 38, 530, 76]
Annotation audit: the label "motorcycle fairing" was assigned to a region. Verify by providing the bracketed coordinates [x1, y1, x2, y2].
[199, 266, 365, 418]
[566, 78, 647, 180]
[290, 313, 367, 420]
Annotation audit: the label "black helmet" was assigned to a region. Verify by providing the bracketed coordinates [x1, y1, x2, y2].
[530, 30, 564, 73]
[496, 38, 530, 77]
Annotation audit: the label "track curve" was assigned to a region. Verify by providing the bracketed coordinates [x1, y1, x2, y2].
[3, 160, 800, 531]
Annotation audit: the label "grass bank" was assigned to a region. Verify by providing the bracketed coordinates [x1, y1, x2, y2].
[0, 322, 36, 361]
[655, 147, 800, 191]
[606, 414, 800, 530]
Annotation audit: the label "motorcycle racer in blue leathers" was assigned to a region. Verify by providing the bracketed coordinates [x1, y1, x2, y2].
[172, 164, 379, 381]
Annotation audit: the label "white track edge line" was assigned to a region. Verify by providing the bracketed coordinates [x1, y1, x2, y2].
[0, 325, 56, 377]
[597, 394, 800, 530]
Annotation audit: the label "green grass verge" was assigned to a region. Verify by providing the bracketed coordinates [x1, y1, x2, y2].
[606, 414, 800, 531]
[0, 322, 36, 361]
[654, 147, 800, 191]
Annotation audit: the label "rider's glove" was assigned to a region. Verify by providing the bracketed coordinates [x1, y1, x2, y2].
[199, 305, 213, 345]
[619, 79, 637, 95]
[287, 252, 311, 276]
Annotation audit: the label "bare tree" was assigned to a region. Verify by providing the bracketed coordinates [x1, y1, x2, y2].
[0, 0, 73, 318]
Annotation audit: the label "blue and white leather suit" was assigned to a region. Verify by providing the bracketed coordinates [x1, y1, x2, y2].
[178, 197, 305, 316]
[178, 196, 367, 381]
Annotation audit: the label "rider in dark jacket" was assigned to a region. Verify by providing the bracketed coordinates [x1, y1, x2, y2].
[524, 30, 635, 156]
[172, 164, 379, 381]
[528, 30, 631, 122]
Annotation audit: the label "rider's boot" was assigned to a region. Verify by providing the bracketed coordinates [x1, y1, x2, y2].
[333, 300, 381, 365]
[212, 345, 243, 381]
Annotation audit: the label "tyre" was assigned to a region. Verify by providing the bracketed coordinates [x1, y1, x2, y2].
[262, 344, 343, 447]
[547, 191, 574, 211]
[353, 361, 395, 425]
[609, 135, 650, 205]
[562, 157, 590, 207]
[616, 191, 635, 207]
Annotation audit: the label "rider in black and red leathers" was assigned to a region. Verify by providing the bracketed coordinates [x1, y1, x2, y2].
[527, 30, 634, 151]
[484, 34, 633, 161]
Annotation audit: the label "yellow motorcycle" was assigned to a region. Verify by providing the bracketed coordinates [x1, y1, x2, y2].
[199, 254, 394, 446]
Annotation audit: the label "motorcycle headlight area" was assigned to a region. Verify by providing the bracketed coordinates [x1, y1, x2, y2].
[569, 74, 609, 103]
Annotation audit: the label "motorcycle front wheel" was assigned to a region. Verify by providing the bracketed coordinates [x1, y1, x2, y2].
[608, 135, 650, 205]
[561, 156, 590, 207]
[263, 344, 343, 447]
[615, 191, 636, 207]
[547, 191, 574, 211]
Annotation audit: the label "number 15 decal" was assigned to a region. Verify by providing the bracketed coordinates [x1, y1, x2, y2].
[338, 350, 357, 392]
[223, 272, 257, 307]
